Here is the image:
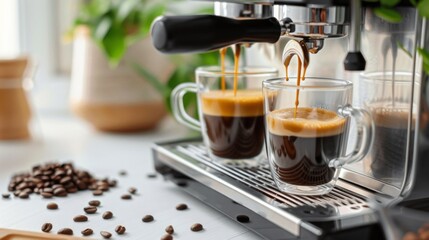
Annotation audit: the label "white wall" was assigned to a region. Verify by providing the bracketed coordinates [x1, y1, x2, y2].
[0, 0, 20, 57]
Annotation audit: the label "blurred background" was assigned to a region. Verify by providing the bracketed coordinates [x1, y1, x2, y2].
[0, 0, 219, 139]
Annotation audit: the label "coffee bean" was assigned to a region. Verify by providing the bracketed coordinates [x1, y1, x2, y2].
[161, 234, 173, 240]
[41, 223, 53, 233]
[165, 225, 174, 234]
[176, 203, 188, 210]
[190, 223, 203, 232]
[81, 228, 93, 236]
[41, 192, 53, 199]
[53, 188, 67, 197]
[18, 192, 29, 199]
[2, 193, 10, 199]
[47, 202, 58, 210]
[128, 187, 137, 194]
[102, 211, 113, 219]
[88, 200, 100, 206]
[66, 187, 78, 193]
[84, 206, 97, 214]
[108, 180, 117, 187]
[58, 228, 73, 235]
[121, 194, 132, 200]
[13, 190, 20, 196]
[236, 215, 250, 223]
[147, 173, 157, 178]
[100, 231, 112, 239]
[142, 215, 154, 222]
[119, 170, 127, 176]
[93, 190, 103, 196]
[73, 215, 88, 222]
[115, 225, 126, 235]
[60, 176, 72, 184]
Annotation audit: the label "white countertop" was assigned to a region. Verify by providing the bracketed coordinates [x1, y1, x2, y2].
[0, 106, 262, 240]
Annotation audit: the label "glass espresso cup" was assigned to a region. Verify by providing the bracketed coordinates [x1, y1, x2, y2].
[172, 66, 277, 163]
[263, 78, 374, 195]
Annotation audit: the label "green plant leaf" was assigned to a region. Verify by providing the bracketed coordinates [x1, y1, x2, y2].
[374, 7, 403, 23]
[410, 0, 417, 6]
[380, 0, 401, 7]
[132, 63, 169, 96]
[418, 48, 429, 63]
[117, 0, 140, 23]
[417, 0, 429, 18]
[418, 48, 429, 74]
[94, 17, 112, 40]
[397, 41, 413, 58]
[101, 23, 126, 65]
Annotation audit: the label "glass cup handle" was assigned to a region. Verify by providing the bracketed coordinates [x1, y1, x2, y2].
[329, 104, 375, 168]
[171, 83, 201, 131]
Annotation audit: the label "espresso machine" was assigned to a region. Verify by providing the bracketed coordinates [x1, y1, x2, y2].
[151, 0, 429, 239]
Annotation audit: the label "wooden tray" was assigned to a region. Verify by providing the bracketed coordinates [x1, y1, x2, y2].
[0, 228, 87, 240]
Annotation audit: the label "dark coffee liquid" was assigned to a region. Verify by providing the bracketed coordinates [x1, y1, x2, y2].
[369, 106, 413, 179]
[267, 107, 346, 186]
[204, 115, 264, 158]
[201, 90, 264, 159]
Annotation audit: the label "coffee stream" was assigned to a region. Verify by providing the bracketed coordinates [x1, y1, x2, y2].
[219, 47, 227, 91]
[283, 40, 309, 117]
[219, 44, 242, 95]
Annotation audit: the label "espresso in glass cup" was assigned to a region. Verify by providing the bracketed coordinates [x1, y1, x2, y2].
[172, 66, 277, 162]
[263, 78, 374, 195]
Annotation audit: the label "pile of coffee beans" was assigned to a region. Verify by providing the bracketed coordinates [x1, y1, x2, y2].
[7, 162, 117, 198]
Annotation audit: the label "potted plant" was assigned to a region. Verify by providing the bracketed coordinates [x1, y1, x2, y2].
[69, 0, 173, 132]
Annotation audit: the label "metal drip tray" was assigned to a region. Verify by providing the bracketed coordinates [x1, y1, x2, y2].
[152, 139, 384, 238]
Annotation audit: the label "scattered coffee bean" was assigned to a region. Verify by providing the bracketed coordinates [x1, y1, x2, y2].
[119, 170, 127, 176]
[18, 192, 29, 199]
[115, 225, 126, 235]
[128, 187, 137, 194]
[84, 206, 97, 214]
[121, 194, 132, 200]
[81, 228, 93, 236]
[93, 190, 103, 196]
[177, 181, 187, 187]
[2, 193, 10, 199]
[73, 215, 88, 222]
[88, 200, 101, 206]
[165, 225, 174, 234]
[100, 231, 112, 239]
[46, 202, 58, 210]
[108, 179, 117, 187]
[236, 214, 250, 223]
[102, 211, 113, 219]
[176, 203, 188, 210]
[142, 214, 154, 222]
[41, 192, 53, 199]
[58, 228, 73, 235]
[147, 173, 157, 178]
[190, 223, 203, 232]
[161, 234, 173, 240]
[41, 223, 53, 233]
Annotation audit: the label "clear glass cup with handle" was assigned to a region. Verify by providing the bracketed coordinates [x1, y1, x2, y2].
[263, 77, 374, 195]
[172, 66, 277, 163]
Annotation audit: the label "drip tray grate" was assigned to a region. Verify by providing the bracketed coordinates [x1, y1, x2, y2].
[176, 144, 368, 211]
[153, 140, 379, 237]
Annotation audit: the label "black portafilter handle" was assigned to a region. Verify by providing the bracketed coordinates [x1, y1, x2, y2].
[151, 15, 281, 54]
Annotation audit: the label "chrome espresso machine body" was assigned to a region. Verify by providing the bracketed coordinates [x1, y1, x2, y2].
[151, 0, 429, 239]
